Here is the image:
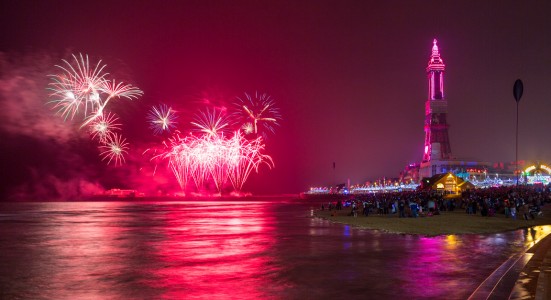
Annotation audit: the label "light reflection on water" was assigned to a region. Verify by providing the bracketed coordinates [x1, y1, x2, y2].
[0, 199, 549, 299]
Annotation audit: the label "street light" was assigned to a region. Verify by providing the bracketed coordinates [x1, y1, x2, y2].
[513, 79, 523, 187]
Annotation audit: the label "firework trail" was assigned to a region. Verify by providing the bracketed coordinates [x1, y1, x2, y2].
[234, 92, 281, 137]
[241, 122, 254, 135]
[226, 132, 273, 191]
[191, 108, 233, 138]
[156, 131, 272, 193]
[148, 92, 280, 194]
[47, 53, 143, 125]
[47, 53, 142, 166]
[158, 133, 194, 192]
[89, 112, 121, 142]
[80, 79, 142, 128]
[147, 104, 178, 135]
[47, 54, 107, 121]
[99, 133, 129, 166]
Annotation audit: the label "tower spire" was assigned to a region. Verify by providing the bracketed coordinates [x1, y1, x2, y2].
[423, 38, 451, 163]
[426, 38, 445, 99]
[432, 39, 439, 56]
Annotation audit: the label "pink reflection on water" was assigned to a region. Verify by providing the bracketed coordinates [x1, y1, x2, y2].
[398, 237, 456, 298]
[4, 201, 551, 299]
[146, 201, 281, 299]
[397, 226, 551, 299]
[14, 202, 137, 299]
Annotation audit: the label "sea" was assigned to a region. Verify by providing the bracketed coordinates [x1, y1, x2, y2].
[0, 196, 547, 299]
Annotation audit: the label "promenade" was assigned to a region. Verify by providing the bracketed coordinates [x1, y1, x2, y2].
[469, 230, 551, 299]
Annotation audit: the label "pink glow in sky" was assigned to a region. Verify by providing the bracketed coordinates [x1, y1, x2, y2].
[1, 1, 551, 197]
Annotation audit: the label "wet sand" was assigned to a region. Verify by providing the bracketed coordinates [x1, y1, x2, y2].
[315, 205, 551, 236]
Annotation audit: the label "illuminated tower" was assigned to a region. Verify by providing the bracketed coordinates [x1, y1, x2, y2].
[422, 39, 452, 162]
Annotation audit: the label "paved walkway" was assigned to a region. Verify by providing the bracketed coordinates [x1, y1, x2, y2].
[468, 230, 551, 300]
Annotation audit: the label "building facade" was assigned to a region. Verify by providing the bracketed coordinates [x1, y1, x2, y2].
[419, 39, 457, 178]
[417, 39, 518, 182]
[422, 39, 452, 163]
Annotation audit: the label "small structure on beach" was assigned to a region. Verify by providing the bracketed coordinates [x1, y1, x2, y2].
[419, 172, 474, 196]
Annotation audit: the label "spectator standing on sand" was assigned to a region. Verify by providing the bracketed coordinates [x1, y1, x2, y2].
[481, 203, 488, 217]
[510, 204, 517, 219]
[504, 199, 510, 218]
[399, 200, 405, 218]
[466, 200, 473, 214]
[515, 198, 522, 210]
[428, 199, 436, 213]
[410, 202, 418, 218]
[521, 203, 530, 220]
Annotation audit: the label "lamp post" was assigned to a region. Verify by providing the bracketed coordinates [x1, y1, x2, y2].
[513, 79, 523, 187]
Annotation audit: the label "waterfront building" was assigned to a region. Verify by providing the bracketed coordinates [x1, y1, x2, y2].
[419, 172, 475, 195]
[417, 39, 517, 183]
[419, 39, 458, 178]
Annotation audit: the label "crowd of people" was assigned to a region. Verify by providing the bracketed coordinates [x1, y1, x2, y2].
[321, 185, 551, 220]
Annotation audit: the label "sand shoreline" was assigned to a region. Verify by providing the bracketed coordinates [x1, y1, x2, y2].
[314, 205, 551, 236]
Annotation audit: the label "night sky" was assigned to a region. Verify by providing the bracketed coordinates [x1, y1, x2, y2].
[1, 1, 551, 198]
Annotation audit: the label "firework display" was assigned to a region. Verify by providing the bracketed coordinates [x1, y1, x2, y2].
[156, 130, 273, 194]
[190, 108, 232, 137]
[47, 53, 142, 165]
[234, 92, 281, 137]
[99, 133, 129, 166]
[147, 104, 178, 135]
[150, 95, 280, 194]
[89, 112, 121, 142]
[46, 54, 280, 193]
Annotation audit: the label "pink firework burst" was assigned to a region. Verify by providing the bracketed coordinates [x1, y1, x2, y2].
[226, 132, 273, 191]
[100, 79, 143, 101]
[48, 53, 142, 166]
[191, 108, 233, 138]
[147, 104, 178, 135]
[99, 133, 129, 166]
[89, 112, 121, 142]
[47, 53, 143, 129]
[156, 130, 272, 193]
[234, 92, 281, 137]
[48, 53, 108, 121]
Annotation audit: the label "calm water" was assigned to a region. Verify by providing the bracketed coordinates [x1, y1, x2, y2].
[0, 198, 549, 299]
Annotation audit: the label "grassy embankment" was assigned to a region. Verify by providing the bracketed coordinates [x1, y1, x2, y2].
[315, 206, 551, 236]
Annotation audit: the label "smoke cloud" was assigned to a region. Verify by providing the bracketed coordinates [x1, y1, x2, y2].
[0, 52, 80, 143]
[0, 52, 105, 200]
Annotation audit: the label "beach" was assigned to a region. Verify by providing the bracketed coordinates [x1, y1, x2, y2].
[315, 204, 551, 236]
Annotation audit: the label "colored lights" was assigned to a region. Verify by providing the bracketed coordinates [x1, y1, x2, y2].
[423, 38, 450, 162]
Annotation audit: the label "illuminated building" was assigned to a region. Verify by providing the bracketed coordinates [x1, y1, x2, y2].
[416, 40, 524, 185]
[419, 39, 457, 178]
[523, 163, 551, 185]
[418, 39, 497, 180]
[423, 39, 451, 162]
[419, 172, 475, 195]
